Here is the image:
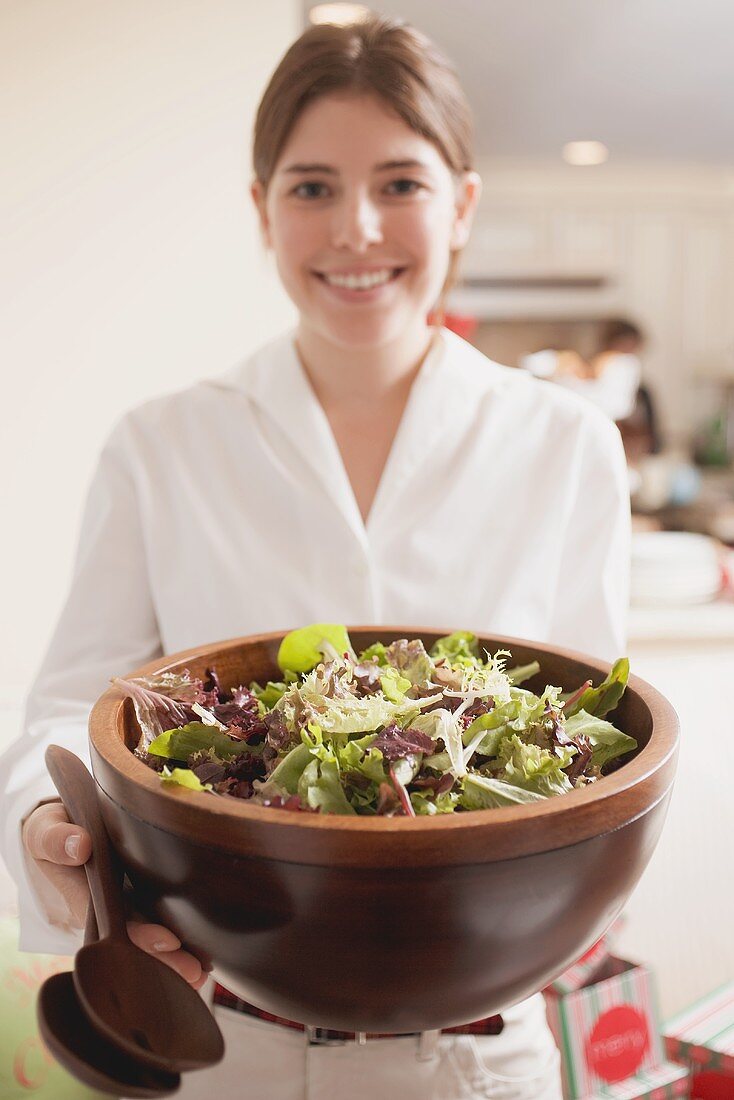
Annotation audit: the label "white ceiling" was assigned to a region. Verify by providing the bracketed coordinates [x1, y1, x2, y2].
[303, 0, 734, 165]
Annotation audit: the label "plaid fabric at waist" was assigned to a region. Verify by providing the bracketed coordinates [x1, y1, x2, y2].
[212, 983, 504, 1041]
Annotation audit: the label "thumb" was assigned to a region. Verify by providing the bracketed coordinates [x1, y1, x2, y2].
[23, 804, 92, 866]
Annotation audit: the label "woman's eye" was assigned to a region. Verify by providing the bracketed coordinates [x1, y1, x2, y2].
[385, 178, 424, 195]
[292, 181, 329, 199]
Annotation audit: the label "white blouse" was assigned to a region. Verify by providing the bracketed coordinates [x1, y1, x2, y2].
[0, 326, 630, 955]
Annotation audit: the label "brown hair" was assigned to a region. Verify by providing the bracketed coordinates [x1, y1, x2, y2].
[252, 15, 475, 319]
[599, 318, 644, 351]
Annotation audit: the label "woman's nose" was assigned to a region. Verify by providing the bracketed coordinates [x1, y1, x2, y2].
[331, 194, 383, 252]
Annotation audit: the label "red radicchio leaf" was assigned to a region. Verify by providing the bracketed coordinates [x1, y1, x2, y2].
[376, 781, 402, 816]
[562, 680, 593, 712]
[352, 662, 383, 695]
[231, 685, 261, 710]
[412, 772, 455, 796]
[563, 734, 593, 782]
[371, 723, 435, 761]
[388, 767, 416, 817]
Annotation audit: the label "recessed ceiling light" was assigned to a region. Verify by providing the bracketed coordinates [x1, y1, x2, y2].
[309, 3, 371, 25]
[562, 141, 609, 166]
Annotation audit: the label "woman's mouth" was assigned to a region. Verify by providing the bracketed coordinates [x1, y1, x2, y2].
[312, 267, 406, 299]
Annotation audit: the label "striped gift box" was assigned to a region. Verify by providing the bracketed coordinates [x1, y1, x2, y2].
[545, 956, 666, 1098]
[548, 917, 629, 996]
[663, 980, 734, 1076]
[549, 934, 617, 996]
[587, 1060, 690, 1098]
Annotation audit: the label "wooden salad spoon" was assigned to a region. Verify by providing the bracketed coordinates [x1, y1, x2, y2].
[38, 898, 183, 1096]
[43, 745, 225, 1074]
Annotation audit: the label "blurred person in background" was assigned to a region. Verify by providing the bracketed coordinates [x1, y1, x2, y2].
[523, 318, 660, 463]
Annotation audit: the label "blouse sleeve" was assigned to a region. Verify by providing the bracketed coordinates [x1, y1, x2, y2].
[548, 414, 631, 663]
[0, 418, 163, 954]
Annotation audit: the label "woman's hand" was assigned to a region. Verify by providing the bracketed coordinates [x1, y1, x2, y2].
[21, 800, 209, 990]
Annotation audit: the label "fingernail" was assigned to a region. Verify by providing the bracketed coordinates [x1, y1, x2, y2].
[153, 939, 175, 951]
[64, 835, 80, 859]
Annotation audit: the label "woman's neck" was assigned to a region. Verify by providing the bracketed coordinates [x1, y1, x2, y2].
[294, 320, 437, 409]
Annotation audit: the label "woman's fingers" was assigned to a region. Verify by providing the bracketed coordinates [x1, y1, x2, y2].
[126, 921, 207, 988]
[23, 802, 92, 865]
[21, 802, 93, 929]
[22, 805, 209, 988]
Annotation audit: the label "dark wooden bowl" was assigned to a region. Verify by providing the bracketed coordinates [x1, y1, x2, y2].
[88, 627, 678, 1034]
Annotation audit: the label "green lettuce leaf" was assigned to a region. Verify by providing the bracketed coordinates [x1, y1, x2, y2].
[277, 623, 352, 674]
[336, 734, 386, 784]
[564, 710, 638, 769]
[250, 680, 288, 709]
[267, 742, 313, 794]
[504, 661, 540, 686]
[564, 658, 630, 719]
[384, 639, 433, 686]
[462, 686, 562, 753]
[459, 773, 547, 809]
[496, 734, 575, 797]
[429, 631, 480, 664]
[410, 788, 460, 815]
[160, 766, 212, 791]
[297, 748, 356, 814]
[421, 750, 452, 773]
[380, 666, 412, 702]
[357, 642, 388, 665]
[148, 722, 245, 762]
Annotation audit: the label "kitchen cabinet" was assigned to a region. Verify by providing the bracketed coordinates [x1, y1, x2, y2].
[462, 204, 622, 276]
[459, 165, 734, 443]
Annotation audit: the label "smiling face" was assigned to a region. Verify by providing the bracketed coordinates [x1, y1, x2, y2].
[251, 93, 480, 351]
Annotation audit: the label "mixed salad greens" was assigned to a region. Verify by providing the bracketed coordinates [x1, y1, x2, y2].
[117, 624, 637, 816]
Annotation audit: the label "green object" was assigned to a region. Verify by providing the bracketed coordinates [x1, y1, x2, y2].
[564, 710, 638, 770]
[379, 666, 412, 701]
[277, 623, 351, 673]
[429, 630, 480, 663]
[564, 657, 630, 719]
[496, 734, 575, 797]
[504, 660, 540, 685]
[250, 680, 288, 708]
[297, 749, 356, 815]
[267, 742, 313, 794]
[160, 766, 213, 791]
[149, 721, 247, 762]
[357, 642, 388, 665]
[0, 914, 105, 1098]
[459, 773, 547, 809]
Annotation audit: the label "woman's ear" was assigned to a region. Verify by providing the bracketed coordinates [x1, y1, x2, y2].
[250, 179, 272, 249]
[450, 171, 482, 251]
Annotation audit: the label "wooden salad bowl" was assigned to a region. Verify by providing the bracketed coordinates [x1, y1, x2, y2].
[88, 627, 678, 1034]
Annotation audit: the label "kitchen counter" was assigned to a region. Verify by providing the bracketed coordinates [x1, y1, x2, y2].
[628, 594, 734, 643]
[620, 590, 733, 1019]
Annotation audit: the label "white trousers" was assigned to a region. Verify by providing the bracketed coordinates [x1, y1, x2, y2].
[169, 987, 563, 1100]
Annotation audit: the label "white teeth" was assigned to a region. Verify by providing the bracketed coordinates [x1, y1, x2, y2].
[322, 268, 395, 290]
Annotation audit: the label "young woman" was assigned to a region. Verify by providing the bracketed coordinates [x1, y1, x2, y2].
[0, 15, 630, 1099]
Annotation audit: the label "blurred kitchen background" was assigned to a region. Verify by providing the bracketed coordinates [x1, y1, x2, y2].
[0, 0, 732, 1068]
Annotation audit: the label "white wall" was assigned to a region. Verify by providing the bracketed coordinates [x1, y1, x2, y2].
[0, 0, 300, 727]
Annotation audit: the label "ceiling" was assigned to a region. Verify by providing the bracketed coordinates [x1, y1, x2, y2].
[303, 0, 734, 165]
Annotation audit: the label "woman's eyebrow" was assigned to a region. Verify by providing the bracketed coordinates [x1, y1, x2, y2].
[281, 158, 431, 175]
[282, 163, 337, 174]
[374, 158, 430, 171]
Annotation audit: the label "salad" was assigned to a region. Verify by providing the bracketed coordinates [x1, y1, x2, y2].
[117, 624, 637, 816]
